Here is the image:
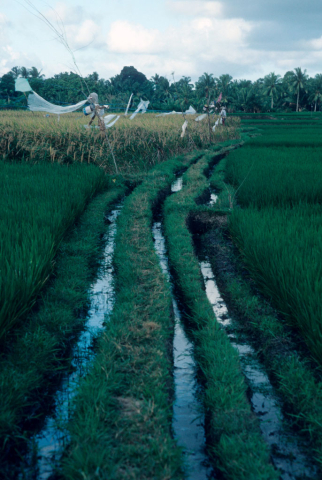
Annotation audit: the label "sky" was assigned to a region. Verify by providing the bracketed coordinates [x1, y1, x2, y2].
[1, 0, 322, 82]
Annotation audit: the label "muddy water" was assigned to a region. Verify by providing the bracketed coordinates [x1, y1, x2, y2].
[152, 178, 215, 480]
[198, 256, 317, 480]
[19, 203, 123, 480]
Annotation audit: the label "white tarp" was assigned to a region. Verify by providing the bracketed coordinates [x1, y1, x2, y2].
[180, 120, 188, 138]
[125, 93, 133, 116]
[156, 110, 179, 117]
[28, 91, 87, 114]
[105, 115, 120, 128]
[130, 99, 150, 120]
[195, 113, 207, 122]
[212, 119, 220, 131]
[15, 77, 32, 92]
[157, 106, 196, 117]
[185, 105, 196, 115]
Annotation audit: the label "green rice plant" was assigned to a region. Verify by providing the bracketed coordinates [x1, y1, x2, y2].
[0, 161, 106, 341]
[225, 145, 322, 207]
[229, 204, 322, 364]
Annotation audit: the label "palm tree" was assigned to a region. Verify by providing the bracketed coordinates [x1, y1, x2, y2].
[289, 67, 308, 112]
[215, 74, 233, 104]
[19, 67, 29, 78]
[29, 66, 44, 78]
[10, 66, 21, 79]
[309, 74, 322, 111]
[195, 72, 216, 101]
[263, 72, 281, 109]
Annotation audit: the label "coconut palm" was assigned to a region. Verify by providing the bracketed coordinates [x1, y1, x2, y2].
[289, 67, 308, 112]
[215, 74, 233, 104]
[263, 72, 281, 109]
[309, 74, 322, 111]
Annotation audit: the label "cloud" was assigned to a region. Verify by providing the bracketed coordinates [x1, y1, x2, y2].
[307, 36, 322, 50]
[0, 45, 43, 76]
[167, 1, 223, 17]
[107, 21, 162, 54]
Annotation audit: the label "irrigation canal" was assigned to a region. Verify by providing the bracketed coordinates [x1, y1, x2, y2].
[192, 189, 317, 480]
[152, 174, 215, 480]
[18, 202, 123, 480]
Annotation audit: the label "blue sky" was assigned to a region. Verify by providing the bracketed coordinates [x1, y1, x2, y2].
[1, 0, 322, 82]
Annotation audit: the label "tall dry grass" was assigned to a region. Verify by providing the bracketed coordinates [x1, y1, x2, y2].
[0, 110, 240, 174]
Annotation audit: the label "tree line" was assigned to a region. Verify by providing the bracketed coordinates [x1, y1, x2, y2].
[0, 65, 321, 113]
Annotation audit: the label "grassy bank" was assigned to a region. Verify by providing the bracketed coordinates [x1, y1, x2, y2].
[163, 147, 277, 479]
[0, 183, 126, 474]
[60, 152, 203, 480]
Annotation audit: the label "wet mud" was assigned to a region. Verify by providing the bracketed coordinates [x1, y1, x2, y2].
[16, 203, 123, 479]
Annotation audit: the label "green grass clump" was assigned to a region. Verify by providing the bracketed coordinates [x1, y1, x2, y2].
[163, 147, 278, 479]
[229, 204, 322, 365]
[225, 145, 322, 207]
[60, 152, 203, 480]
[0, 161, 106, 342]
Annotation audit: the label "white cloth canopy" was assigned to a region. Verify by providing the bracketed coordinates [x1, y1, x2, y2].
[28, 91, 87, 114]
[130, 99, 150, 120]
[15, 77, 32, 92]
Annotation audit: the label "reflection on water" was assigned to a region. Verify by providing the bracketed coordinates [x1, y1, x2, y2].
[151, 175, 215, 479]
[199, 256, 317, 480]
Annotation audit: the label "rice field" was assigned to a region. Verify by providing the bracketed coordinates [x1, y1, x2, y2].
[3, 106, 322, 479]
[0, 110, 240, 174]
[226, 114, 322, 363]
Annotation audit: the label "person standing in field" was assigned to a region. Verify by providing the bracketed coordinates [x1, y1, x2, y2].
[220, 107, 227, 125]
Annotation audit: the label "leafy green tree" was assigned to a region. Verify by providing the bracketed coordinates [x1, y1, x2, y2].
[0, 72, 16, 102]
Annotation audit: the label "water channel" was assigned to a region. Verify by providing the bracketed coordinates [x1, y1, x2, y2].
[19, 202, 123, 479]
[194, 190, 317, 479]
[152, 177, 215, 479]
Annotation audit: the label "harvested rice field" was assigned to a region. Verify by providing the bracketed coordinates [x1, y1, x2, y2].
[2, 109, 322, 480]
